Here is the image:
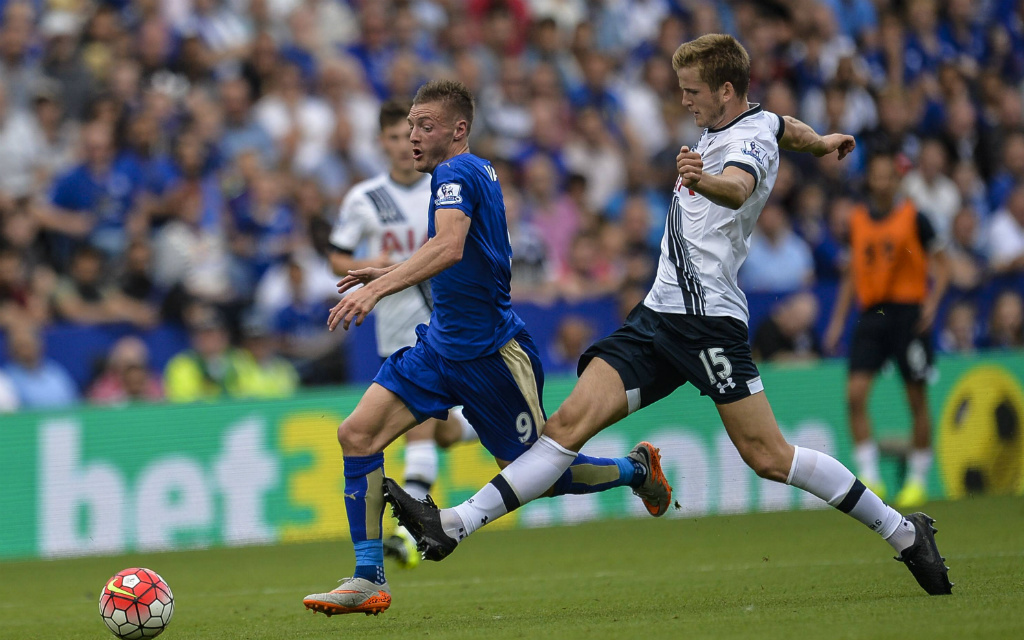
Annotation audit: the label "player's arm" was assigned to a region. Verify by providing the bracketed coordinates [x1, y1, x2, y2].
[918, 212, 950, 332]
[677, 146, 754, 210]
[329, 209, 470, 330]
[778, 115, 856, 159]
[824, 266, 855, 356]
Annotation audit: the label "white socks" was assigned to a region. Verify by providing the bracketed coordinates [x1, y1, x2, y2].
[443, 435, 577, 540]
[403, 440, 437, 502]
[787, 446, 915, 552]
[854, 441, 881, 485]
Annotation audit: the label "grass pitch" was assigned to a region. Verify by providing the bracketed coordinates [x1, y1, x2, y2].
[2, 495, 1022, 639]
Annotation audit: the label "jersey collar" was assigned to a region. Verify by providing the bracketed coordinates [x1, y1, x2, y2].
[707, 103, 762, 134]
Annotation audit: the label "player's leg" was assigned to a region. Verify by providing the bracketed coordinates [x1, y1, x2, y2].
[718, 392, 951, 595]
[848, 372, 885, 495]
[847, 310, 888, 499]
[434, 407, 477, 448]
[303, 383, 418, 615]
[304, 344, 454, 615]
[385, 355, 636, 559]
[893, 321, 936, 509]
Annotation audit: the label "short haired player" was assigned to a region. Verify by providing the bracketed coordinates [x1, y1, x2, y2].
[388, 35, 953, 597]
[328, 100, 479, 568]
[823, 152, 950, 510]
[303, 81, 672, 617]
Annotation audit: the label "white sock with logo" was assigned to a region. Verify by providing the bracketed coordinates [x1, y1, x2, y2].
[442, 435, 577, 540]
[787, 446, 915, 552]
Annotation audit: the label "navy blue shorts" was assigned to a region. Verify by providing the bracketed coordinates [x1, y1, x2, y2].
[374, 325, 546, 461]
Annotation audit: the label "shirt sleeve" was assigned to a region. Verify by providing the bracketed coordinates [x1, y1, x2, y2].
[721, 132, 773, 189]
[431, 161, 476, 218]
[329, 191, 374, 252]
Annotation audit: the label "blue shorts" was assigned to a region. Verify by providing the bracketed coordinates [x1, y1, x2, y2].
[374, 325, 546, 462]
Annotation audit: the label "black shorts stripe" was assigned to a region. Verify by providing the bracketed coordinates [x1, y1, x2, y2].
[490, 474, 521, 512]
[836, 479, 867, 514]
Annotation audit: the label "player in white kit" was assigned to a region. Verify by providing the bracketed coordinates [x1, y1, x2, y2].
[329, 101, 476, 568]
[389, 35, 953, 597]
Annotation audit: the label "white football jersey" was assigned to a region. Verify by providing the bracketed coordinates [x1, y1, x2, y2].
[330, 173, 433, 357]
[644, 105, 784, 325]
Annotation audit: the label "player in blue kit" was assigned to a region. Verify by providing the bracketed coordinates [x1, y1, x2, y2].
[302, 80, 672, 617]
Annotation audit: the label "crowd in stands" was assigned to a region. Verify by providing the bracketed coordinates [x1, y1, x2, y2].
[0, 0, 1023, 411]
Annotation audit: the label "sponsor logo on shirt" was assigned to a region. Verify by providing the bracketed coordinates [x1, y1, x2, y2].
[435, 183, 463, 206]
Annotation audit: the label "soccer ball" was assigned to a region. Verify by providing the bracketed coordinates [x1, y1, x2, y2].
[98, 568, 174, 639]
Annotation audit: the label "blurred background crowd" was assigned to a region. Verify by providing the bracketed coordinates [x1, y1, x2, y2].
[0, 0, 1022, 412]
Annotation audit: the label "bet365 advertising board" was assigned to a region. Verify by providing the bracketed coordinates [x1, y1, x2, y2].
[2, 352, 1021, 560]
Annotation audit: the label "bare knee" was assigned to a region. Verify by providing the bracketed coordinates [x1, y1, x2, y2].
[736, 440, 793, 482]
[337, 417, 379, 456]
[541, 410, 585, 451]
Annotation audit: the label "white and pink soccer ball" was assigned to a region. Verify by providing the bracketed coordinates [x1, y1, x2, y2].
[98, 568, 174, 639]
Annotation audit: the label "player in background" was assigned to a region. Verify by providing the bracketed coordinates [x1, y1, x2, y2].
[387, 35, 953, 597]
[328, 100, 477, 568]
[302, 80, 671, 617]
[823, 152, 950, 510]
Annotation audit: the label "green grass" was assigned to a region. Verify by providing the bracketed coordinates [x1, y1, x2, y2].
[3, 495, 1023, 639]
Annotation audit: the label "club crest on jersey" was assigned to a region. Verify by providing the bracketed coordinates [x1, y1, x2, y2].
[435, 183, 463, 206]
[742, 141, 767, 167]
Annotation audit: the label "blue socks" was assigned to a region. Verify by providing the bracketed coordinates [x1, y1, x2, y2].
[343, 453, 386, 585]
[550, 453, 640, 496]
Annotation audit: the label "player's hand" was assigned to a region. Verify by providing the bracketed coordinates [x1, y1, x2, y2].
[817, 134, 856, 160]
[328, 284, 380, 331]
[336, 267, 388, 295]
[823, 321, 843, 356]
[676, 146, 704, 188]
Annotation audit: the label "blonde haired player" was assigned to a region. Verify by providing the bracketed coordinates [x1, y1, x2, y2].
[388, 35, 953, 597]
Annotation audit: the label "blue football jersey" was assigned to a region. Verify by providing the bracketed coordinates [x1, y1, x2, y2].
[424, 153, 525, 360]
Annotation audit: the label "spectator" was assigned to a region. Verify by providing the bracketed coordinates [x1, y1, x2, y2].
[163, 306, 250, 403]
[0, 81, 45, 203]
[521, 153, 581, 275]
[3, 325, 79, 409]
[88, 336, 164, 405]
[0, 1, 43, 110]
[987, 184, 1024, 276]
[40, 10, 94, 122]
[938, 299, 978, 354]
[752, 291, 822, 363]
[740, 203, 815, 293]
[946, 207, 987, 291]
[237, 315, 299, 399]
[229, 169, 295, 284]
[505, 187, 553, 302]
[564, 106, 626, 215]
[548, 315, 595, 375]
[51, 245, 158, 328]
[218, 76, 276, 166]
[901, 138, 960, 240]
[271, 255, 345, 385]
[254, 60, 335, 176]
[982, 290, 1024, 349]
[0, 246, 48, 332]
[555, 230, 621, 302]
[41, 121, 141, 267]
[987, 132, 1024, 212]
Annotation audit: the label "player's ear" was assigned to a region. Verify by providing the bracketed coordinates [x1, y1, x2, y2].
[721, 81, 735, 103]
[453, 118, 469, 142]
